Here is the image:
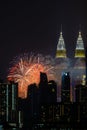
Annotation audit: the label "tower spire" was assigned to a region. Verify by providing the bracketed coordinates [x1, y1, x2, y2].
[79, 24, 81, 31]
[56, 26, 66, 58]
[75, 30, 85, 58]
[61, 24, 62, 32]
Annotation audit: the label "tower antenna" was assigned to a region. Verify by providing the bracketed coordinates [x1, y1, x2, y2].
[61, 24, 62, 32]
[79, 24, 81, 31]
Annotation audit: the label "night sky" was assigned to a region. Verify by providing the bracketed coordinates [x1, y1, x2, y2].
[0, 0, 87, 79]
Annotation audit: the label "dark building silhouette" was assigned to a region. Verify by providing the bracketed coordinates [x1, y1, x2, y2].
[75, 84, 87, 124]
[75, 84, 87, 102]
[39, 72, 48, 84]
[39, 72, 49, 104]
[22, 72, 58, 129]
[27, 83, 39, 122]
[61, 72, 71, 102]
[48, 80, 57, 104]
[22, 83, 39, 129]
[39, 79, 57, 124]
[39, 72, 57, 104]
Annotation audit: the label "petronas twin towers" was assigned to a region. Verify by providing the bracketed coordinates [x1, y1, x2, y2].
[56, 29, 85, 58]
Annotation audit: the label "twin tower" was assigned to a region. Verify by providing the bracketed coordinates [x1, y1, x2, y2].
[56, 29, 85, 58]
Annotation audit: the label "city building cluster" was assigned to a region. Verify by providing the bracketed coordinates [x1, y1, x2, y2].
[0, 71, 87, 130]
[0, 29, 87, 130]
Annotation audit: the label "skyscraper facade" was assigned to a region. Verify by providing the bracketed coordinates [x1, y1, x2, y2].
[61, 72, 70, 102]
[0, 82, 18, 127]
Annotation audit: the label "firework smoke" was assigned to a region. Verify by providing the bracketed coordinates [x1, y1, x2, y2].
[7, 53, 56, 98]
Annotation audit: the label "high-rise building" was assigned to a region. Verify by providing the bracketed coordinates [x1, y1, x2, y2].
[39, 72, 49, 104]
[75, 31, 85, 58]
[75, 84, 87, 102]
[27, 83, 39, 122]
[0, 82, 18, 127]
[56, 29, 66, 58]
[48, 80, 57, 104]
[61, 72, 71, 102]
[39, 73, 57, 104]
[85, 47, 87, 85]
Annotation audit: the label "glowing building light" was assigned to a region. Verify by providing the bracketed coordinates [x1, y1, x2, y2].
[75, 31, 85, 58]
[56, 29, 66, 58]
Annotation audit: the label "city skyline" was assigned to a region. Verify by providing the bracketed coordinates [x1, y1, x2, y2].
[0, 71, 87, 129]
[0, 1, 87, 79]
[0, 1, 87, 129]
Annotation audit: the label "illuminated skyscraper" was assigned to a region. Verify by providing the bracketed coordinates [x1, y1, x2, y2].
[56, 29, 66, 58]
[75, 31, 85, 58]
[0, 82, 18, 127]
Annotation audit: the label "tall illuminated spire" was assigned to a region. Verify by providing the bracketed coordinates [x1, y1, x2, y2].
[56, 27, 66, 58]
[75, 31, 85, 58]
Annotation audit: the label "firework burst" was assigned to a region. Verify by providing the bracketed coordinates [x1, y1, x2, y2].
[7, 53, 56, 98]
